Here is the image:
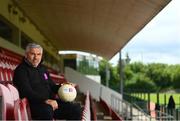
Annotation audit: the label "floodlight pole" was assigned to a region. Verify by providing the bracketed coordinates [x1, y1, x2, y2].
[119, 51, 123, 100]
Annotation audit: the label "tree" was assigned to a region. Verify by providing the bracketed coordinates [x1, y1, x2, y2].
[129, 62, 146, 73]
[99, 59, 179, 93]
[171, 65, 180, 89]
[146, 63, 171, 90]
[125, 73, 156, 92]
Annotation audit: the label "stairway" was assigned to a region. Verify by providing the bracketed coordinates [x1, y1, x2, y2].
[94, 100, 112, 120]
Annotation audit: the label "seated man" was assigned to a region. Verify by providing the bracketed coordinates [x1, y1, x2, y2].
[13, 43, 81, 120]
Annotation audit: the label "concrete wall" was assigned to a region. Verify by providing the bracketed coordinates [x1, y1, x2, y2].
[85, 75, 101, 83]
[65, 67, 122, 106]
[0, 0, 59, 60]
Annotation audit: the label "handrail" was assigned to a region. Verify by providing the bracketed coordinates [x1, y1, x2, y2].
[150, 109, 175, 120]
[111, 94, 154, 120]
[132, 103, 154, 120]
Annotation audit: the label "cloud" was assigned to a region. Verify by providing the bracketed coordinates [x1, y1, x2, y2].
[110, 0, 180, 65]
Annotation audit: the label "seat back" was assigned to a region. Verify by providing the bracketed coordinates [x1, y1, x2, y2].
[7, 84, 19, 102]
[22, 98, 31, 120]
[14, 99, 24, 120]
[14, 98, 31, 121]
[0, 62, 4, 81]
[7, 84, 31, 120]
[81, 91, 91, 121]
[0, 84, 14, 120]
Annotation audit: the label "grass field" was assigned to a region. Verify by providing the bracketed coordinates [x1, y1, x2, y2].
[130, 93, 180, 107]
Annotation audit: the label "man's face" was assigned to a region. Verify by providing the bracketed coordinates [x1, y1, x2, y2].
[26, 48, 42, 67]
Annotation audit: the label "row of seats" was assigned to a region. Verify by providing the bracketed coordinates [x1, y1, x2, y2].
[0, 47, 57, 121]
[0, 53, 20, 83]
[0, 83, 31, 120]
[1, 83, 89, 121]
[0, 53, 67, 84]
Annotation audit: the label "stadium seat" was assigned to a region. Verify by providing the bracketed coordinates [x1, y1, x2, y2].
[14, 99, 25, 120]
[7, 83, 31, 121]
[6, 84, 32, 120]
[0, 84, 14, 120]
[7, 84, 19, 102]
[81, 91, 91, 121]
[0, 62, 4, 81]
[14, 98, 31, 121]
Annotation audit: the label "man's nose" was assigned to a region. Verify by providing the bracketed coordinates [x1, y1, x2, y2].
[34, 55, 38, 59]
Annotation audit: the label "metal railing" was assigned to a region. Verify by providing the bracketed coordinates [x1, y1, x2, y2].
[111, 94, 154, 121]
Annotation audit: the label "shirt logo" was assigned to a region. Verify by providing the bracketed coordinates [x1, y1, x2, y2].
[44, 73, 48, 80]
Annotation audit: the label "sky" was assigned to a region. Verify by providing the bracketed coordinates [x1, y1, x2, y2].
[109, 0, 180, 66]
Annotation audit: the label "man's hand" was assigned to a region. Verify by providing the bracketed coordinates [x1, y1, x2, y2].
[45, 99, 58, 110]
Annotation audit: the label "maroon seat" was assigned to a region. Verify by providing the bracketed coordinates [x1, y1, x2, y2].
[81, 91, 91, 121]
[14, 98, 31, 121]
[0, 84, 14, 120]
[7, 84, 19, 102]
[6, 84, 31, 120]
[0, 62, 4, 81]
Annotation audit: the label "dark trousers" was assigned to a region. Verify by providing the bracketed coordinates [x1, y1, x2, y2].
[30, 99, 82, 120]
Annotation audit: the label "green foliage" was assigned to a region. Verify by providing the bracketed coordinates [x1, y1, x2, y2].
[123, 65, 134, 80]
[125, 73, 156, 92]
[109, 66, 120, 91]
[99, 58, 180, 93]
[123, 62, 179, 92]
[128, 62, 146, 73]
[171, 65, 180, 88]
[145, 63, 171, 90]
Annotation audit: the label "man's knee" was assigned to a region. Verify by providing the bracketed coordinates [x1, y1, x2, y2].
[42, 105, 54, 119]
[54, 102, 82, 120]
[69, 103, 82, 120]
[31, 104, 54, 120]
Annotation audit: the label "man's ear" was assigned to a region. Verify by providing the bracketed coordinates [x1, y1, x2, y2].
[41, 55, 44, 63]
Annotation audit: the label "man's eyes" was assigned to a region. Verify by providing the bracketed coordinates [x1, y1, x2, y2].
[30, 53, 42, 56]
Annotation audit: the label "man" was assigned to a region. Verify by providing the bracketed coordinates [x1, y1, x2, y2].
[13, 43, 81, 120]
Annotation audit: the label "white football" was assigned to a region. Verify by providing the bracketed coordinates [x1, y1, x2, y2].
[58, 83, 77, 102]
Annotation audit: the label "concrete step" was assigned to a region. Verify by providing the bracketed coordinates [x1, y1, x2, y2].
[96, 112, 104, 119]
[103, 115, 112, 120]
